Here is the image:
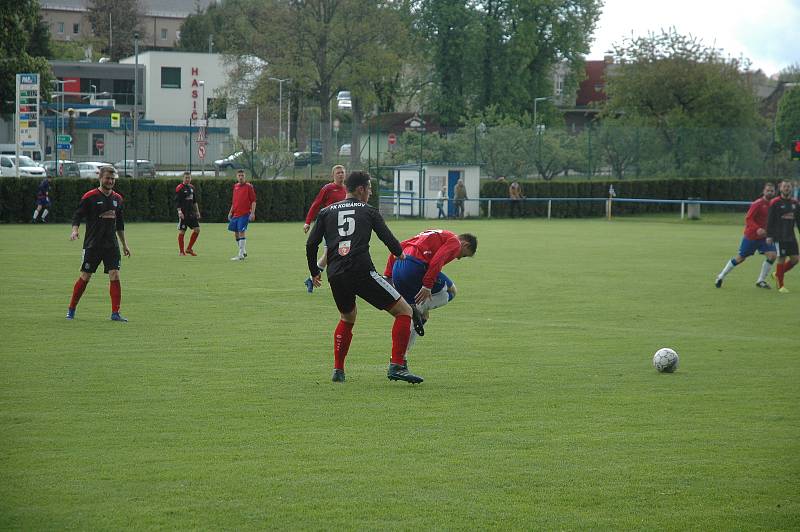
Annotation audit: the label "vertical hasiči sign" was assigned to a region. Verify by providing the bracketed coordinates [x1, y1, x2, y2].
[16, 73, 41, 150]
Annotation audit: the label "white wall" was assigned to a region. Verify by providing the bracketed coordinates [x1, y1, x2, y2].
[121, 51, 235, 131]
[391, 164, 481, 218]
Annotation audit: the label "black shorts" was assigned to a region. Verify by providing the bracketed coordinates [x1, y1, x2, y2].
[81, 246, 121, 274]
[178, 217, 200, 231]
[776, 239, 799, 257]
[329, 270, 401, 314]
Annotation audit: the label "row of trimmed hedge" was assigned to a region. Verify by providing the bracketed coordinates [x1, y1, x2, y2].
[480, 178, 768, 218]
[0, 177, 378, 224]
[0, 176, 768, 223]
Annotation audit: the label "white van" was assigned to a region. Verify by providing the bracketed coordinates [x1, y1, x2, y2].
[0, 144, 44, 164]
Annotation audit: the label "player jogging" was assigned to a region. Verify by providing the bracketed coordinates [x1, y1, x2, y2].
[303, 164, 346, 292]
[176, 171, 201, 256]
[766, 179, 799, 293]
[66, 166, 131, 321]
[305, 170, 424, 384]
[715, 182, 776, 289]
[32, 175, 52, 223]
[228, 169, 257, 261]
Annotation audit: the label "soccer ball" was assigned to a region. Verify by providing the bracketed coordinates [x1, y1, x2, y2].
[652, 348, 679, 373]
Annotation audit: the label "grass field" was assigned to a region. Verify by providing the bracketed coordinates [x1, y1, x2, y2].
[1, 215, 798, 529]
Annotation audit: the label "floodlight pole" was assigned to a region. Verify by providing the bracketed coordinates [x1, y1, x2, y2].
[133, 32, 139, 179]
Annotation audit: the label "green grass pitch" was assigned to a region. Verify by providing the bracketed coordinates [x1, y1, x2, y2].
[1, 215, 798, 529]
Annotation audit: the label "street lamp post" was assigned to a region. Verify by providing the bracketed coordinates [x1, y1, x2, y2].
[269, 77, 290, 151]
[133, 32, 139, 179]
[199, 80, 205, 177]
[533, 96, 551, 135]
[50, 79, 66, 175]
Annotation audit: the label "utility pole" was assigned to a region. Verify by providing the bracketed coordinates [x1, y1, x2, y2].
[133, 32, 139, 178]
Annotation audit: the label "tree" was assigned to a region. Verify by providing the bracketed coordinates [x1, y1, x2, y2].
[0, 0, 53, 117]
[603, 29, 764, 176]
[775, 86, 800, 153]
[417, 0, 602, 126]
[778, 62, 800, 83]
[87, 0, 143, 61]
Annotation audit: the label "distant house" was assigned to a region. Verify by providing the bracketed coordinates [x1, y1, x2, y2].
[40, 0, 215, 50]
[560, 57, 616, 132]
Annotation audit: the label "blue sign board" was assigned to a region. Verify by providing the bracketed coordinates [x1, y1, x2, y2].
[57, 143, 72, 150]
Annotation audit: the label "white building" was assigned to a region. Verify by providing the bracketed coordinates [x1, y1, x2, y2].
[120, 51, 237, 131]
[390, 163, 481, 218]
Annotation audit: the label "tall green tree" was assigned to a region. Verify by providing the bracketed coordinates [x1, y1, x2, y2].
[602, 29, 764, 176]
[417, 0, 601, 126]
[87, 0, 143, 61]
[0, 0, 53, 116]
[775, 86, 800, 152]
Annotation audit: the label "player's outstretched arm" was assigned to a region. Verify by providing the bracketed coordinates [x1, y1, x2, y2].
[305, 218, 325, 276]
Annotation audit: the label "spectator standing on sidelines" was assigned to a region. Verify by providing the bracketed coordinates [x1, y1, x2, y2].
[714, 182, 777, 289]
[508, 180, 525, 218]
[228, 169, 256, 261]
[766, 179, 799, 293]
[66, 166, 131, 322]
[175, 171, 201, 256]
[436, 184, 448, 219]
[32, 175, 52, 223]
[303, 165, 347, 292]
[306, 171, 423, 384]
[454, 178, 467, 218]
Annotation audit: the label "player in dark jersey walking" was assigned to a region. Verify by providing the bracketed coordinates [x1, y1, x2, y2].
[66, 166, 131, 321]
[32, 175, 53, 223]
[303, 164, 347, 292]
[175, 171, 201, 256]
[306, 170, 424, 384]
[766, 179, 799, 293]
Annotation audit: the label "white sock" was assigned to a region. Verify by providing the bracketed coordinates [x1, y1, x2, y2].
[757, 260, 773, 283]
[237, 238, 245, 255]
[407, 328, 418, 353]
[418, 289, 451, 313]
[241, 238, 247, 255]
[32, 210, 39, 220]
[41, 209, 48, 220]
[718, 259, 737, 279]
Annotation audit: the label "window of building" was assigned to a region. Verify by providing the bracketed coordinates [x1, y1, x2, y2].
[161, 67, 181, 89]
[57, 22, 64, 34]
[113, 79, 135, 105]
[160, 28, 168, 40]
[73, 23, 80, 34]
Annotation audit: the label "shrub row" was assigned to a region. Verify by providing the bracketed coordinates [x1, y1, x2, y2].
[480, 177, 769, 218]
[0, 177, 377, 224]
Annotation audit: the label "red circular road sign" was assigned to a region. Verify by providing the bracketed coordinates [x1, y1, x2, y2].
[198, 145, 206, 159]
[95, 139, 105, 151]
[388, 133, 397, 145]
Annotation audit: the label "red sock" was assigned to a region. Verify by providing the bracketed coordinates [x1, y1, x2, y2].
[178, 233, 185, 253]
[187, 231, 198, 250]
[334, 320, 354, 370]
[776, 262, 786, 287]
[784, 261, 796, 274]
[110, 280, 121, 313]
[69, 278, 88, 309]
[391, 315, 412, 365]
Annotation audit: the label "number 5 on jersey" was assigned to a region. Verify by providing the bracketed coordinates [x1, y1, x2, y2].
[338, 209, 355, 236]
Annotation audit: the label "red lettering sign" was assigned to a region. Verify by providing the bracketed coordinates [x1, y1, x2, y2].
[191, 67, 199, 76]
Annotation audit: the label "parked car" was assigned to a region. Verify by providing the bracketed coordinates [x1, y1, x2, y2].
[41, 160, 81, 177]
[213, 151, 244, 170]
[338, 144, 351, 157]
[293, 151, 323, 167]
[337, 90, 352, 110]
[0, 155, 47, 177]
[114, 159, 156, 178]
[79, 161, 113, 179]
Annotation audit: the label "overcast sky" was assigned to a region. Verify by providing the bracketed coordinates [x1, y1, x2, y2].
[588, 0, 800, 76]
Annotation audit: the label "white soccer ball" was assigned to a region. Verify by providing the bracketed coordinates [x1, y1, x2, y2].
[653, 347, 679, 373]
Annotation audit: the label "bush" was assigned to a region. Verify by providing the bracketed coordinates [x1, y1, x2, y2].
[480, 177, 766, 218]
[0, 177, 376, 224]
